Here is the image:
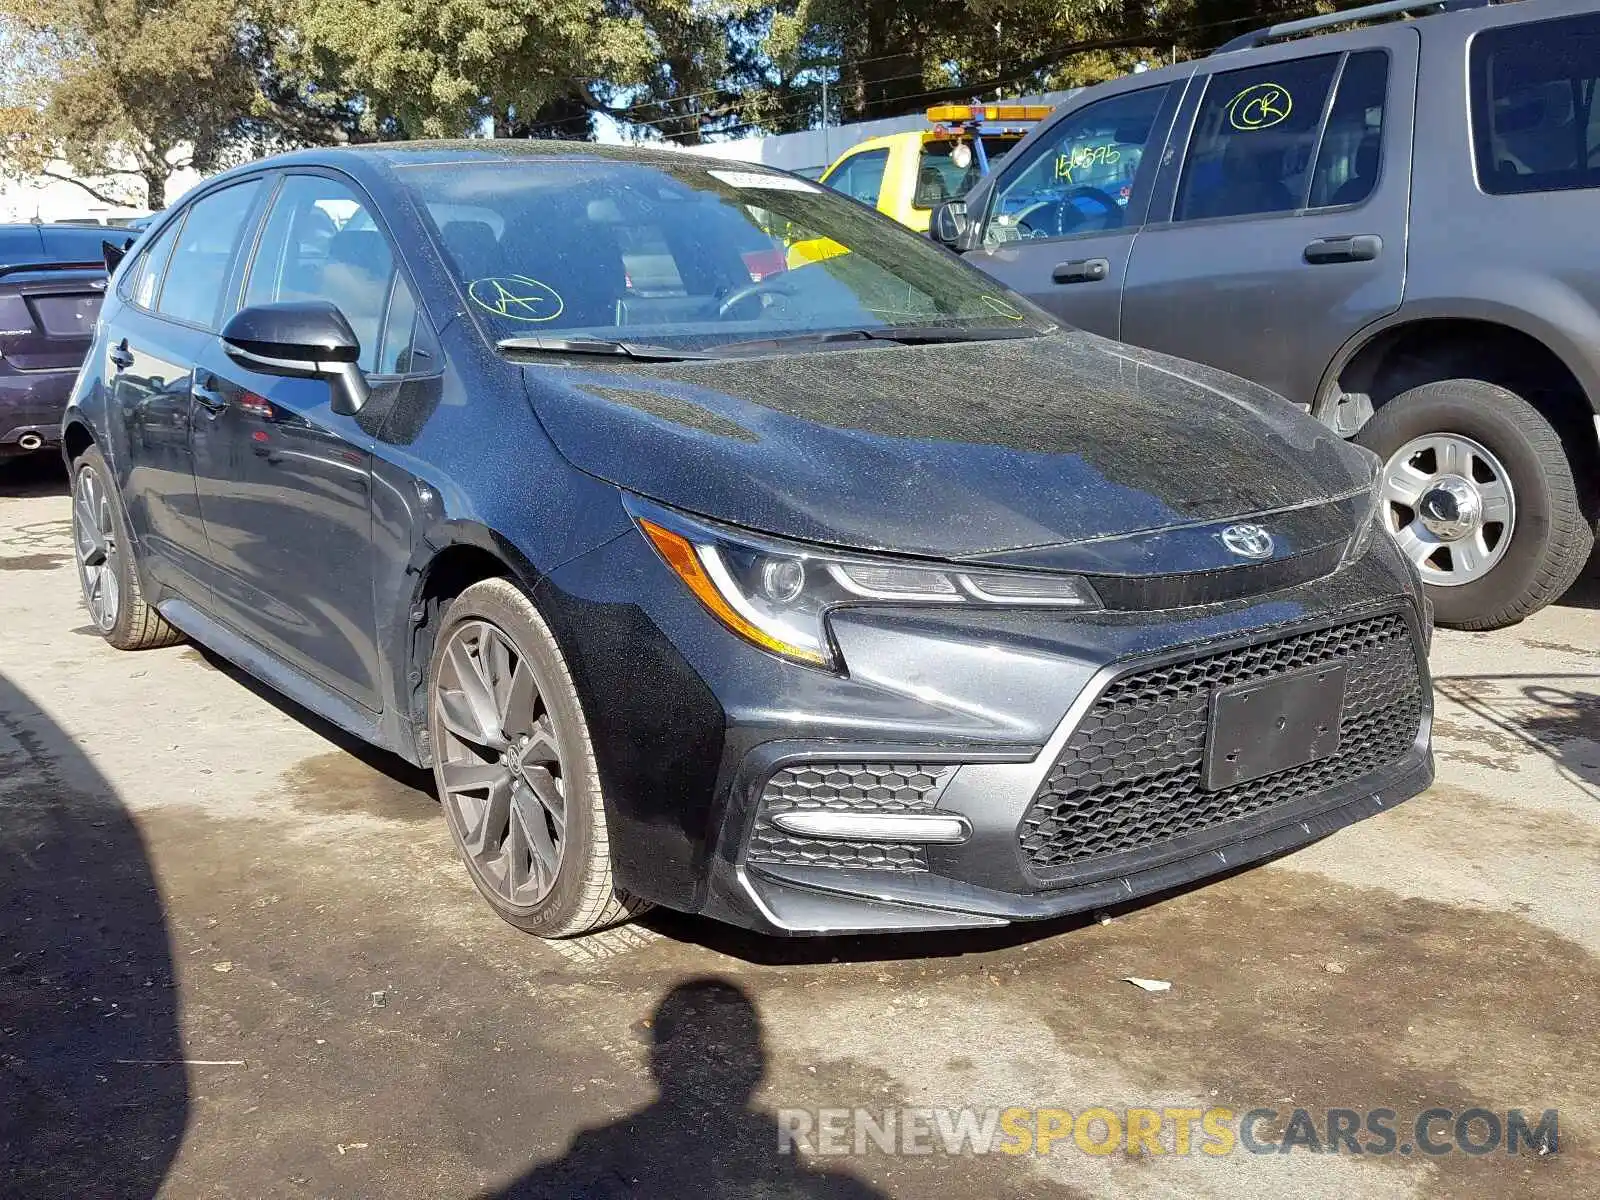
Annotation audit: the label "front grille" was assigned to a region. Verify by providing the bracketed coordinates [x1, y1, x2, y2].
[748, 762, 955, 873]
[1019, 612, 1423, 877]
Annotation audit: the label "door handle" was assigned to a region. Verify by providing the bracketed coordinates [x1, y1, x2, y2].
[191, 372, 228, 416]
[108, 340, 134, 371]
[1052, 258, 1111, 285]
[1304, 234, 1382, 264]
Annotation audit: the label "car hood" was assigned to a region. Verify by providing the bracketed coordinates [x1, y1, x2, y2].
[521, 330, 1375, 571]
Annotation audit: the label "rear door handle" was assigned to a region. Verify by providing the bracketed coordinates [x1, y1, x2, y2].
[1052, 257, 1110, 285]
[1304, 234, 1382, 264]
[108, 340, 134, 371]
[191, 372, 228, 415]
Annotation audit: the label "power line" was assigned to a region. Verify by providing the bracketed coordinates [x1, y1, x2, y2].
[523, 0, 1342, 140]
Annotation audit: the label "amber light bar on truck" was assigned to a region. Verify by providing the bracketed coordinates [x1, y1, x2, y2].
[925, 104, 1054, 124]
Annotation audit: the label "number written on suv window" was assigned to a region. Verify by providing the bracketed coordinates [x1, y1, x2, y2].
[987, 85, 1172, 243]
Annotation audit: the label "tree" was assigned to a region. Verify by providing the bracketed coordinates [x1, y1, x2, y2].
[0, 0, 360, 211]
[289, 0, 661, 138]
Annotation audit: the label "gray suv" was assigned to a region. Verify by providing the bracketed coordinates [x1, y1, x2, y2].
[937, 0, 1600, 629]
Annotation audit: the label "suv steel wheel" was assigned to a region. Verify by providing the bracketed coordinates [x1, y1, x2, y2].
[1380, 433, 1515, 587]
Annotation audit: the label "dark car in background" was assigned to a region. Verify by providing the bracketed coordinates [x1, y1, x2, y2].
[0, 224, 113, 459]
[65, 143, 1432, 939]
[936, 0, 1600, 632]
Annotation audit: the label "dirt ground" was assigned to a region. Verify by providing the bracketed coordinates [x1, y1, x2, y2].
[1, 453, 1595, 1199]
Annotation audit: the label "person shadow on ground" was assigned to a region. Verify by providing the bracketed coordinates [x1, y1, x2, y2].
[490, 977, 888, 1200]
[0, 668, 187, 1198]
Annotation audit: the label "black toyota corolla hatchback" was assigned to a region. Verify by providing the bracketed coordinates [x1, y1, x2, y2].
[64, 142, 1433, 938]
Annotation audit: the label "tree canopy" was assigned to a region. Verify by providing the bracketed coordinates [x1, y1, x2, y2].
[0, 0, 1331, 208]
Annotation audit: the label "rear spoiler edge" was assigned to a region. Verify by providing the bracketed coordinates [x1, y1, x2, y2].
[0, 260, 109, 281]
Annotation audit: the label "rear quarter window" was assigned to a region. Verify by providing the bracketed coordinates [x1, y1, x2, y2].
[1471, 12, 1600, 195]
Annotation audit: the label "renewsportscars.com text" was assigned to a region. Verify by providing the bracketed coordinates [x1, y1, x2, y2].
[777, 1106, 1559, 1159]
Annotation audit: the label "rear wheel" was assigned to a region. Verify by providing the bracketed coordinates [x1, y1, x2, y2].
[1355, 379, 1592, 629]
[427, 578, 644, 938]
[71, 446, 182, 650]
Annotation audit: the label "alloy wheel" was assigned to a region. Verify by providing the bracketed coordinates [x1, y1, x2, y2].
[433, 619, 567, 906]
[1379, 433, 1516, 587]
[73, 465, 121, 630]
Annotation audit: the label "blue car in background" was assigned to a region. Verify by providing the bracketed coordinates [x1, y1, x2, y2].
[0, 224, 115, 460]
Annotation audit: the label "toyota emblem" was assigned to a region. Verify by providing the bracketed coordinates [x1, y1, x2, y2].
[1218, 523, 1274, 559]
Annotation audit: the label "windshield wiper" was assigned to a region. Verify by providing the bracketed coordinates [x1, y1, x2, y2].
[497, 335, 713, 362]
[711, 324, 1044, 355]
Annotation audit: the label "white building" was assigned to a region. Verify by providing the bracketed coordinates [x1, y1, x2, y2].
[0, 160, 203, 224]
[677, 91, 1078, 177]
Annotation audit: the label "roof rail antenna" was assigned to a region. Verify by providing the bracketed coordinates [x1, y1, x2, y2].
[1212, 0, 1494, 54]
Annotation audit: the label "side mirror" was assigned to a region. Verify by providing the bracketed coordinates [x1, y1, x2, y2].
[221, 300, 369, 416]
[929, 199, 970, 250]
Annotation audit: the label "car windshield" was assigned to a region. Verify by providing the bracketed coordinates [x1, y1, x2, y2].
[397, 156, 1053, 354]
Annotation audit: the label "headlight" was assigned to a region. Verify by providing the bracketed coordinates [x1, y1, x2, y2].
[1341, 470, 1388, 569]
[628, 497, 1101, 669]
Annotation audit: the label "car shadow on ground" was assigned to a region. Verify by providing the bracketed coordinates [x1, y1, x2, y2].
[487, 976, 889, 1199]
[185, 643, 436, 796]
[0, 668, 188, 1198]
[180, 635, 1309, 965]
[0, 454, 69, 499]
[1434, 670, 1600, 798]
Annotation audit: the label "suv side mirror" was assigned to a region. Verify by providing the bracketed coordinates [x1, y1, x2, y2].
[929, 200, 970, 250]
[221, 301, 370, 416]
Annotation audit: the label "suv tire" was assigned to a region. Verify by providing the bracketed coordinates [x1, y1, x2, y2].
[427, 578, 647, 938]
[71, 446, 184, 651]
[1355, 379, 1591, 630]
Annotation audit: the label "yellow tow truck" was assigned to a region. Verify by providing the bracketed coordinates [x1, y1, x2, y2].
[817, 103, 1054, 233]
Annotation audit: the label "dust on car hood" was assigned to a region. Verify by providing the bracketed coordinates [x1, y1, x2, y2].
[521, 329, 1373, 567]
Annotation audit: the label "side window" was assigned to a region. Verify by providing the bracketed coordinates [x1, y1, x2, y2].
[1175, 55, 1339, 222]
[157, 182, 262, 328]
[1471, 12, 1600, 195]
[988, 85, 1171, 243]
[131, 220, 182, 310]
[245, 174, 422, 375]
[825, 149, 890, 206]
[376, 276, 420, 374]
[1309, 51, 1390, 208]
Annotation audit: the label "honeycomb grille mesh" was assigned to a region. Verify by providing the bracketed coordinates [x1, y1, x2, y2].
[1019, 613, 1423, 876]
[749, 763, 956, 873]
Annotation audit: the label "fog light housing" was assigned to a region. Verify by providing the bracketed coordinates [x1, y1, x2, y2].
[768, 810, 972, 844]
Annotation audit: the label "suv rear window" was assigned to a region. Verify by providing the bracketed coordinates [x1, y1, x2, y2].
[1471, 12, 1600, 195]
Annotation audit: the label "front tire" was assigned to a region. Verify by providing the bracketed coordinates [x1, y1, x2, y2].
[427, 578, 644, 938]
[1355, 379, 1592, 630]
[71, 446, 182, 651]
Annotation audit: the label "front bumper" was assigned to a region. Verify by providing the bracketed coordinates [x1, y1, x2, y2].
[537, 520, 1434, 936]
[0, 367, 74, 454]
